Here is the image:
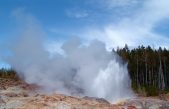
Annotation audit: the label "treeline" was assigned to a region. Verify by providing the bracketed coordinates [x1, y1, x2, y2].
[0, 68, 18, 79]
[116, 45, 169, 96]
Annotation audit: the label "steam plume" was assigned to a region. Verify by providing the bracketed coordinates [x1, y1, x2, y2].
[7, 37, 133, 102]
[5, 9, 133, 103]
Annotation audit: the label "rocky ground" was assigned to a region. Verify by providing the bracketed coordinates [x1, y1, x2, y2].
[0, 78, 169, 109]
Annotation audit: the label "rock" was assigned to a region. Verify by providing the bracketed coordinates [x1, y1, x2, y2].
[127, 105, 137, 109]
[5, 92, 19, 97]
[124, 98, 169, 109]
[0, 96, 6, 105]
[83, 96, 110, 104]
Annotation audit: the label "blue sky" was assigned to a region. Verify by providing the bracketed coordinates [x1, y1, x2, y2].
[1, 0, 169, 68]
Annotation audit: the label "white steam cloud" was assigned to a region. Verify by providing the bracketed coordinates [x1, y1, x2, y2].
[8, 35, 133, 102]
[5, 9, 134, 103]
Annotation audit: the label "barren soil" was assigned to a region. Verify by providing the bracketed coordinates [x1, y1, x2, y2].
[0, 78, 169, 109]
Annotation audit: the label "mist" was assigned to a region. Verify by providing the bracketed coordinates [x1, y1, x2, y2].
[5, 36, 133, 102]
[2, 9, 134, 103]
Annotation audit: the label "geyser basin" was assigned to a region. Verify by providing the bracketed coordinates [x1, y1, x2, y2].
[7, 36, 134, 103]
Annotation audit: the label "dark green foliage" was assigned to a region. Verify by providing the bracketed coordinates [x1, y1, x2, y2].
[116, 45, 169, 96]
[0, 68, 18, 79]
[145, 85, 159, 96]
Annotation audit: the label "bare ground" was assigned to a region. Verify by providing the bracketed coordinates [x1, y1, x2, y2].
[0, 78, 169, 109]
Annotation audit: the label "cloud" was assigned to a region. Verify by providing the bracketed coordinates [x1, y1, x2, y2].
[102, 0, 142, 8]
[88, 0, 144, 16]
[45, 41, 65, 56]
[66, 9, 88, 18]
[79, 0, 169, 48]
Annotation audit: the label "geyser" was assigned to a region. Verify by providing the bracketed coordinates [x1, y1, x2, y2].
[4, 12, 134, 102]
[6, 34, 133, 103]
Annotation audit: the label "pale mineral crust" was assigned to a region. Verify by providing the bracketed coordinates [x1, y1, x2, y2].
[0, 78, 169, 109]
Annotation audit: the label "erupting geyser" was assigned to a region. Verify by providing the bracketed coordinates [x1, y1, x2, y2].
[6, 37, 133, 103]
[4, 20, 134, 102]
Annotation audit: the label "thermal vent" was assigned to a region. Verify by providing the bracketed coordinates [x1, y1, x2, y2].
[6, 30, 134, 102]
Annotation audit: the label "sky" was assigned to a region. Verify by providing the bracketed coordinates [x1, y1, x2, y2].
[0, 0, 169, 68]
